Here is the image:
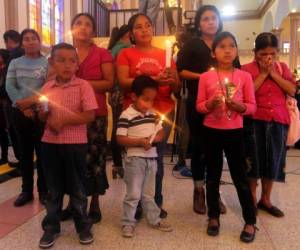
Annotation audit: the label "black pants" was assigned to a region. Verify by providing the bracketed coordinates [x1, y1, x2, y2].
[5, 103, 20, 160]
[186, 98, 206, 181]
[0, 103, 8, 160]
[12, 108, 46, 194]
[41, 143, 91, 234]
[111, 103, 123, 167]
[204, 127, 256, 225]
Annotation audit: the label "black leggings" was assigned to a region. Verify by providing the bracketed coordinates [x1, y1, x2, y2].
[204, 127, 256, 225]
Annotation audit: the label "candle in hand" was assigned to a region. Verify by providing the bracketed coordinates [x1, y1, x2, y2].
[149, 115, 165, 144]
[165, 40, 172, 69]
[39, 95, 49, 112]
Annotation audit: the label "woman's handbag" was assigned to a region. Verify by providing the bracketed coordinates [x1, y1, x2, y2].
[286, 96, 300, 145]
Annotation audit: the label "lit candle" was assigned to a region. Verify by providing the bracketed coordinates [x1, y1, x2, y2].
[39, 95, 49, 112]
[165, 40, 172, 69]
[149, 115, 165, 144]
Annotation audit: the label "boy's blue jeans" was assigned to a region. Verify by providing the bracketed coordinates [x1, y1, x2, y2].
[122, 157, 161, 226]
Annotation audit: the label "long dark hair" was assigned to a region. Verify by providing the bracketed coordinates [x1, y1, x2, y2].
[254, 32, 278, 52]
[194, 5, 223, 37]
[20, 29, 41, 46]
[107, 25, 130, 50]
[212, 31, 240, 68]
[127, 13, 153, 44]
[71, 13, 96, 34]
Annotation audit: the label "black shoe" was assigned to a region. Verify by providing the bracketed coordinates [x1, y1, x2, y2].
[159, 208, 168, 219]
[240, 225, 258, 243]
[8, 161, 20, 169]
[0, 158, 8, 165]
[14, 192, 33, 207]
[135, 204, 143, 221]
[79, 229, 94, 245]
[39, 231, 59, 249]
[88, 210, 102, 224]
[39, 193, 48, 206]
[60, 208, 72, 221]
[257, 201, 284, 217]
[207, 219, 220, 236]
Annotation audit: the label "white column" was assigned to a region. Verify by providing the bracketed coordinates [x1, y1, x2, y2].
[289, 13, 300, 70]
[64, 0, 73, 44]
[17, 0, 28, 31]
[0, 0, 6, 48]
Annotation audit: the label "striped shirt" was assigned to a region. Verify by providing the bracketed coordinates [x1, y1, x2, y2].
[6, 55, 48, 105]
[41, 76, 98, 144]
[116, 105, 162, 158]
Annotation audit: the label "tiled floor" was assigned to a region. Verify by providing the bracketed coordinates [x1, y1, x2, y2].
[0, 149, 300, 250]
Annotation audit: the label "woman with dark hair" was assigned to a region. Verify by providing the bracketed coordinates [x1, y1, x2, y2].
[108, 25, 131, 179]
[176, 5, 226, 215]
[6, 29, 48, 207]
[61, 13, 114, 223]
[117, 13, 181, 218]
[242, 32, 296, 217]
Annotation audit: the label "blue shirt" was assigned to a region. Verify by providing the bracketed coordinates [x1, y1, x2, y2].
[6, 55, 48, 105]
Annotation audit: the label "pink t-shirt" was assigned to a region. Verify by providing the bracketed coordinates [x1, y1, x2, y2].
[242, 61, 295, 125]
[196, 68, 256, 129]
[76, 44, 113, 116]
[41, 77, 98, 144]
[116, 47, 176, 114]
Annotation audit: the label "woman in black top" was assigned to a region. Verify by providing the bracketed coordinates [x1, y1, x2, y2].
[176, 5, 226, 215]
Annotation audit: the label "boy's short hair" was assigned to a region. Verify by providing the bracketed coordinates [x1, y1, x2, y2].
[3, 30, 21, 43]
[131, 75, 158, 96]
[51, 43, 77, 58]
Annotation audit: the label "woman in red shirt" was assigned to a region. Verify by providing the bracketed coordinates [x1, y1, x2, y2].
[117, 13, 181, 217]
[62, 13, 114, 224]
[242, 33, 296, 217]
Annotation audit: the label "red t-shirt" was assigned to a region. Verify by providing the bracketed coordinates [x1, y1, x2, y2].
[116, 47, 176, 114]
[76, 44, 113, 116]
[242, 61, 295, 125]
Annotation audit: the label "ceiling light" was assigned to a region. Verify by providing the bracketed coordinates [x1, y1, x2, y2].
[292, 8, 297, 13]
[222, 6, 235, 16]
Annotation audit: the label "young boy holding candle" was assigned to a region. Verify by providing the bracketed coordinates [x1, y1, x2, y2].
[116, 75, 173, 238]
[38, 43, 98, 249]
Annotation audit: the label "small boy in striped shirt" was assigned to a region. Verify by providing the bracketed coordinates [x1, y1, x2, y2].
[116, 75, 172, 238]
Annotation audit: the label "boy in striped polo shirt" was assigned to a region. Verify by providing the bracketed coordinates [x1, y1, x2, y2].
[116, 75, 173, 238]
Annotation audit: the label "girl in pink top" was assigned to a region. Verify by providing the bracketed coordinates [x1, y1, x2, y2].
[242, 33, 296, 218]
[196, 32, 257, 243]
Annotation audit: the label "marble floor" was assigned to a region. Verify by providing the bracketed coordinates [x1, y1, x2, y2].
[0, 149, 300, 250]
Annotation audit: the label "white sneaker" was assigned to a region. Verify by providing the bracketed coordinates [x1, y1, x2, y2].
[150, 221, 173, 232]
[122, 225, 135, 238]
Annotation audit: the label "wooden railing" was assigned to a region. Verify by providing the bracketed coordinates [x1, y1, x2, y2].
[85, 0, 182, 37]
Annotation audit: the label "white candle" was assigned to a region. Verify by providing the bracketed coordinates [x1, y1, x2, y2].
[165, 40, 172, 68]
[39, 95, 49, 112]
[150, 115, 165, 144]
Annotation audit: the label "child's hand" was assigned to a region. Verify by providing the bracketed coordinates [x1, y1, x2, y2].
[225, 98, 246, 113]
[22, 109, 35, 119]
[152, 128, 164, 143]
[152, 69, 176, 86]
[206, 91, 224, 110]
[48, 119, 64, 133]
[139, 137, 152, 150]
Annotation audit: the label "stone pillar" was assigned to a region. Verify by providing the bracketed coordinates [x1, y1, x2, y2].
[289, 13, 300, 70]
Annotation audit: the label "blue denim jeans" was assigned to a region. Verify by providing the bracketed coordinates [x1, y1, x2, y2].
[122, 157, 161, 226]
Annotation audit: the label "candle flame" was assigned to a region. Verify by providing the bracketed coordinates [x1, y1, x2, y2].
[224, 78, 229, 84]
[165, 40, 172, 48]
[39, 95, 48, 102]
[161, 115, 165, 121]
[210, 67, 215, 71]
